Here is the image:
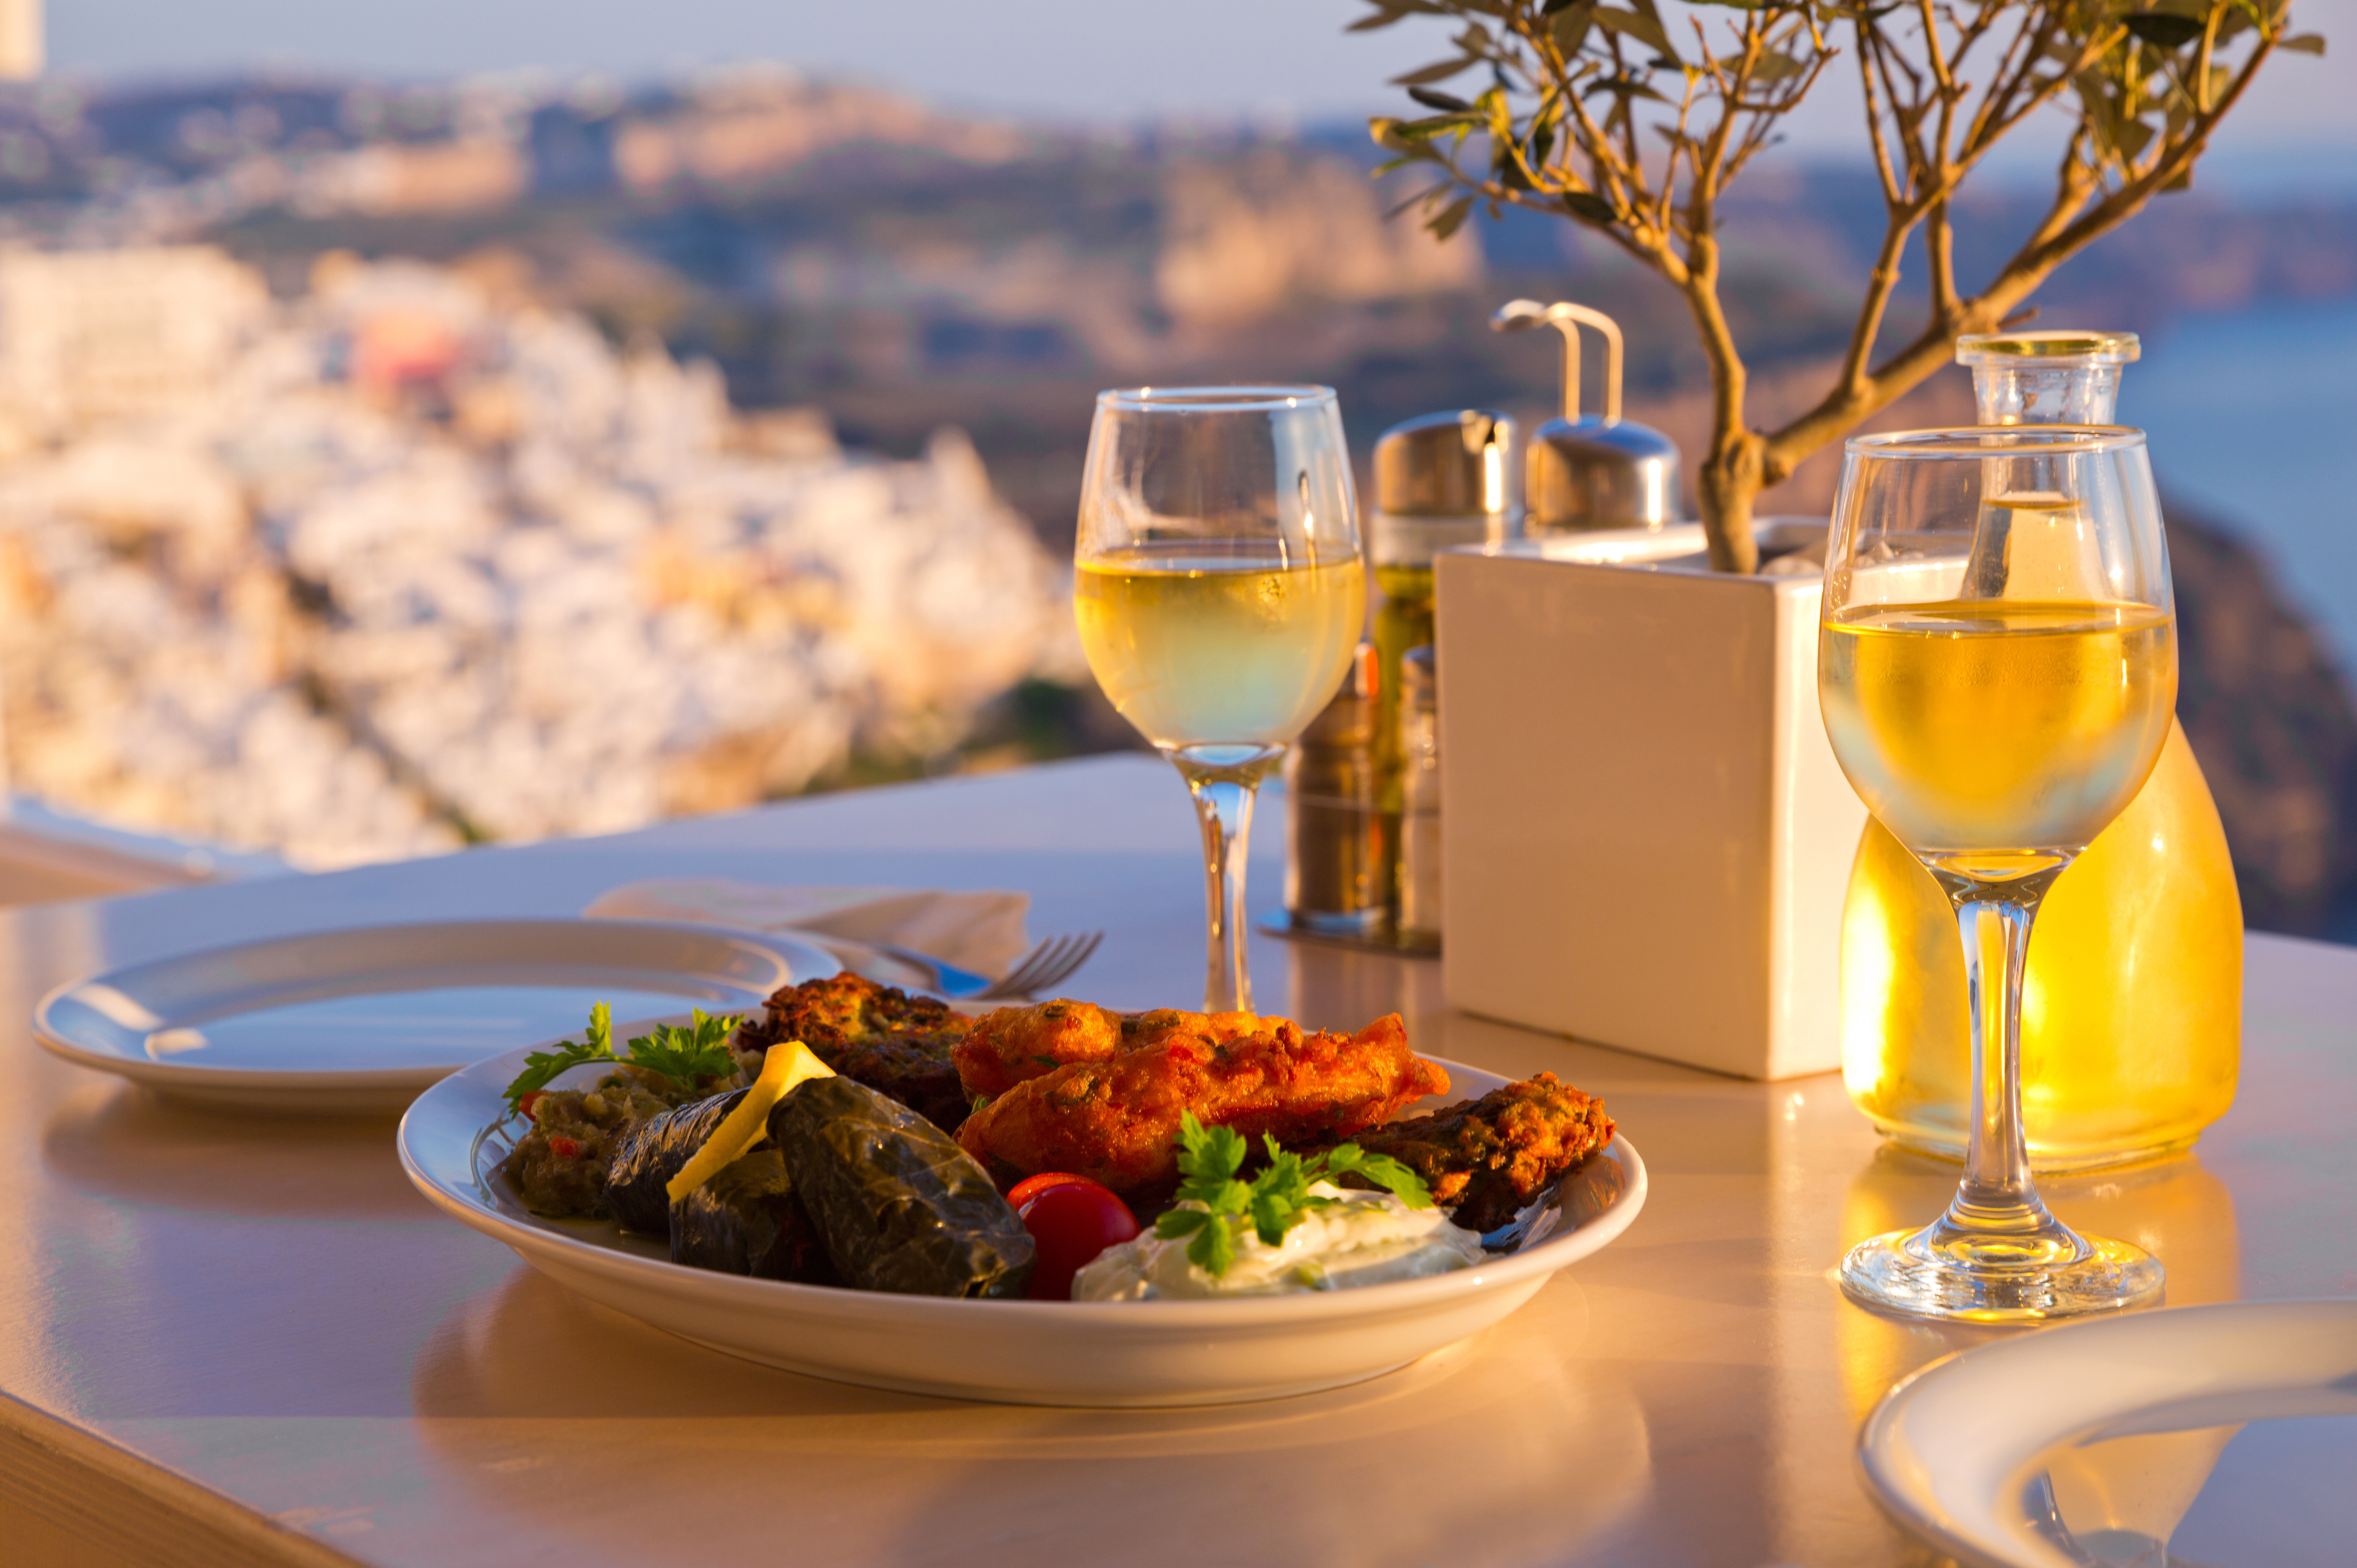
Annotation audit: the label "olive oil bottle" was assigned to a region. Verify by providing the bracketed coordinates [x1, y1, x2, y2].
[1840, 333, 2242, 1170]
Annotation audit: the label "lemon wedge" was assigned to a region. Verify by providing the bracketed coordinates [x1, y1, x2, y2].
[665, 1040, 835, 1206]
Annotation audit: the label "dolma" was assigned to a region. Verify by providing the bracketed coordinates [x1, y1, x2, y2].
[769, 1075, 1034, 1298]
[603, 1088, 747, 1237]
[669, 1148, 835, 1284]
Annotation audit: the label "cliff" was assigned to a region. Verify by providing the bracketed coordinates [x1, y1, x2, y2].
[2168, 505, 2357, 937]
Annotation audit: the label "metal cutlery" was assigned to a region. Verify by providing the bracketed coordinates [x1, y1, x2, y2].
[868, 931, 1103, 1002]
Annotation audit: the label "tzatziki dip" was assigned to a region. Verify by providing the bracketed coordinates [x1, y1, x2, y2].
[1071, 1181, 1487, 1301]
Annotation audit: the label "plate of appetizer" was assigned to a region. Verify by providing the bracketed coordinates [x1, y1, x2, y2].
[397, 976, 1647, 1407]
[35, 919, 837, 1115]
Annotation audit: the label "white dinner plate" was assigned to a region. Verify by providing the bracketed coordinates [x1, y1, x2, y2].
[34, 919, 837, 1116]
[1859, 1299, 2357, 1568]
[397, 1041, 1648, 1408]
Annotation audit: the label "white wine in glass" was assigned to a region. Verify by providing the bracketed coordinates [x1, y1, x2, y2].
[1075, 544, 1365, 751]
[1820, 427, 2175, 1322]
[1075, 388, 1364, 1012]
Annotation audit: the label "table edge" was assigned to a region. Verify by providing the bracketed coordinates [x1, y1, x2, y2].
[0, 1393, 362, 1568]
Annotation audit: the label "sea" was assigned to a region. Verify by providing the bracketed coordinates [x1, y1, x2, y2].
[2121, 296, 2357, 680]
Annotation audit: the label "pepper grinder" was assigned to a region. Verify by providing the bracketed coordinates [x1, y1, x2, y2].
[1493, 298, 1681, 534]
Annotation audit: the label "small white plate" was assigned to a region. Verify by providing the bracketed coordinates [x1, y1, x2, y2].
[34, 919, 837, 1116]
[1859, 1299, 2357, 1568]
[397, 1044, 1647, 1408]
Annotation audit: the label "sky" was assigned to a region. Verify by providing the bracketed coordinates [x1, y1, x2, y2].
[46, 0, 2357, 179]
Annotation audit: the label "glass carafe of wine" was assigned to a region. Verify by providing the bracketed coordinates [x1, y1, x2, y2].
[1840, 332, 2242, 1171]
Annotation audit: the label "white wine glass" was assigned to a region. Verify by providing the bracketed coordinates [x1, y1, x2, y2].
[1075, 387, 1365, 1012]
[1820, 426, 2175, 1322]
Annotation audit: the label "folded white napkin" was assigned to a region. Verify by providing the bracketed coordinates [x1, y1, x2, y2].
[582, 879, 1031, 993]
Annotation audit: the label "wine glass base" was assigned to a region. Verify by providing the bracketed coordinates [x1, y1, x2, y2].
[1839, 1226, 2164, 1324]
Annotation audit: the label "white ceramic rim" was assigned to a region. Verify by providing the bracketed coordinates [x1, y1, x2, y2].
[1857, 1298, 2357, 1568]
[30, 919, 838, 1093]
[397, 1042, 1647, 1335]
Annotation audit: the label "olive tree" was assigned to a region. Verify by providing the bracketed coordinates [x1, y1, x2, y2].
[1355, 0, 2322, 572]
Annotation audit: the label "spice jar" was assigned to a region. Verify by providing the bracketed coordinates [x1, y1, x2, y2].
[1281, 641, 1384, 937]
[1396, 645, 1442, 954]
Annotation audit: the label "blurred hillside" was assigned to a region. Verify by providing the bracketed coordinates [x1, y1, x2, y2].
[0, 66, 2350, 930]
[8, 67, 2349, 534]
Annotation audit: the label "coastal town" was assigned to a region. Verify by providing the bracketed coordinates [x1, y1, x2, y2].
[0, 241, 1074, 864]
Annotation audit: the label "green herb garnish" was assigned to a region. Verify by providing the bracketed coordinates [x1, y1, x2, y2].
[619, 1008, 740, 1086]
[502, 1001, 619, 1110]
[1152, 1111, 1434, 1277]
[499, 1002, 741, 1111]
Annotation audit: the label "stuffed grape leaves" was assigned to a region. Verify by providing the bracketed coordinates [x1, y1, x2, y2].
[603, 1088, 747, 1237]
[669, 1148, 836, 1284]
[769, 1075, 1033, 1298]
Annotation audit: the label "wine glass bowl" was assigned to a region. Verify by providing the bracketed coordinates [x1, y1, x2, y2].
[1820, 426, 2176, 1322]
[1075, 387, 1365, 1011]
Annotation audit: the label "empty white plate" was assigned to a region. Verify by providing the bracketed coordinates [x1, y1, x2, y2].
[34, 919, 836, 1115]
[399, 1044, 1648, 1408]
[1859, 1299, 2357, 1568]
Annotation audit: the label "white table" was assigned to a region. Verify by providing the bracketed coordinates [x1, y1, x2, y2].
[1, 755, 2348, 1566]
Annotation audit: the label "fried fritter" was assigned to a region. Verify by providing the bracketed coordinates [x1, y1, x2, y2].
[1345, 1072, 1615, 1234]
[732, 973, 975, 1133]
[956, 1011, 1448, 1197]
[952, 1000, 1268, 1100]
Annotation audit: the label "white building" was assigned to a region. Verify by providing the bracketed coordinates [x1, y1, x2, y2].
[0, 246, 1076, 867]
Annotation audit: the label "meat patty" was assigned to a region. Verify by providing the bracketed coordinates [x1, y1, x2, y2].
[1345, 1072, 1615, 1234]
[733, 972, 975, 1133]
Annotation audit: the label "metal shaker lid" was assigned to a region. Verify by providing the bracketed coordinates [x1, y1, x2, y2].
[1373, 409, 1515, 517]
[1526, 417, 1681, 532]
[1495, 298, 1681, 532]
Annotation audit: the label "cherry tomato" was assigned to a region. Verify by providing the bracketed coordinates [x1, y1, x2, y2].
[1017, 1179, 1140, 1301]
[1006, 1172, 1095, 1209]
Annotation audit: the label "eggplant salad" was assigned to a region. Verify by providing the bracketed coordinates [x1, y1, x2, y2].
[494, 975, 1616, 1303]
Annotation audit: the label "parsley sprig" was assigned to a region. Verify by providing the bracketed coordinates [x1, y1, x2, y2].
[1152, 1111, 1433, 1277]
[499, 1002, 742, 1111]
[622, 1009, 742, 1086]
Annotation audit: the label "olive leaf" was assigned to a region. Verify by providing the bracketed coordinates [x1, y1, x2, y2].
[1591, 4, 1679, 59]
[2124, 12, 2207, 48]
[1561, 188, 1620, 223]
[1391, 56, 1480, 86]
[1428, 192, 1478, 239]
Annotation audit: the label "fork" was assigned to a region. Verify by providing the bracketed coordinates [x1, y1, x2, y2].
[868, 931, 1104, 1002]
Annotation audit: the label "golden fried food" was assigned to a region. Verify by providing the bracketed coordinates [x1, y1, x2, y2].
[953, 1000, 1268, 1100]
[952, 999, 1123, 1099]
[1345, 1072, 1615, 1234]
[733, 973, 975, 1132]
[956, 1012, 1448, 1197]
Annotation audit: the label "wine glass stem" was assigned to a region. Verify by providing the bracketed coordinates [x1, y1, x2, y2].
[1172, 746, 1280, 1013]
[1934, 863, 2068, 1242]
